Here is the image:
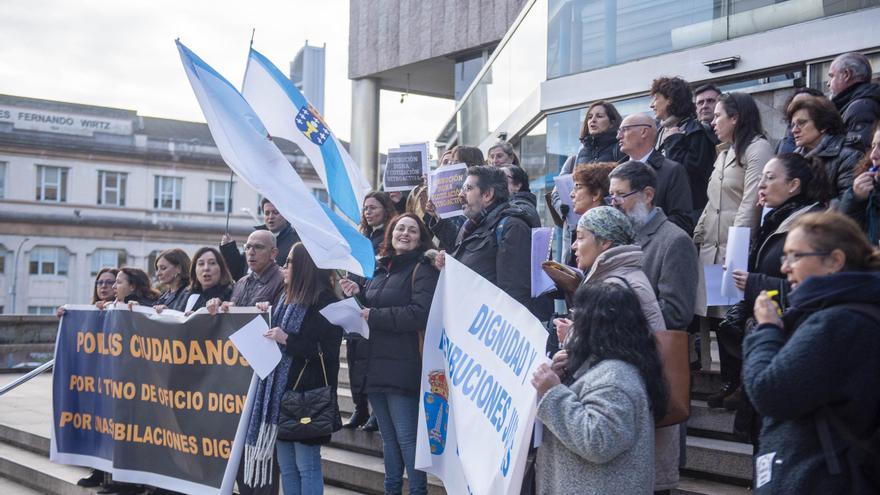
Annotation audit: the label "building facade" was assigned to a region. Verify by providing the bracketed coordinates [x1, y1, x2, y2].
[0, 94, 324, 314]
[349, 0, 880, 221]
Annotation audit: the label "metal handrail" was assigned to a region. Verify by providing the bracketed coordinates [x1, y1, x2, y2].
[0, 359, 54, 396]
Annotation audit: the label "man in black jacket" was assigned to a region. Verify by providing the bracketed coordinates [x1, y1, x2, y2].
[220, 198, 300, 280]
[829, 52, 880, 152]
[442, 166, 532, 309]
[617, 113, 694, 234]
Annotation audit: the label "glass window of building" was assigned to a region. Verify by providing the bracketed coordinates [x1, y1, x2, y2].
[154, 176, 182, 210]
[27, 306, 56, 315]
[147, 250, 161, 278]
[208, 180, 232, 213]
[28, 246, 69, 276]
[0, 246, 6, 274]
[97, 171, 127, 207]
[0, 161, 6, 198]
[90, 249, 126, 275]
[547, 0, 880, 79]
[35, 165, 68, 202]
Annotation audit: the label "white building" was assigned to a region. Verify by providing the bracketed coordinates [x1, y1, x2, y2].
[0, 94, 325, 314]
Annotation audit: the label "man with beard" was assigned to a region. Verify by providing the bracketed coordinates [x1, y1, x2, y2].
[608, 161, 698, 331]
[607, 160, 697, 494]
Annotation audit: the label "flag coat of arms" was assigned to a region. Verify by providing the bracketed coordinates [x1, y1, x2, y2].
[242, 48, 370, 225]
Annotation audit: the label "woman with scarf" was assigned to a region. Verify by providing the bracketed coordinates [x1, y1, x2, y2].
[153, 248, 191, 312]
[247, 242, 343, 495]
[744, 211, 880, 494]
[340, 213, 439, 495]
[721, 153, 831, 426]
[184, 247, 235, 313]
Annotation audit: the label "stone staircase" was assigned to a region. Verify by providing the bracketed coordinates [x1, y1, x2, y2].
[0, 322, 753, 495]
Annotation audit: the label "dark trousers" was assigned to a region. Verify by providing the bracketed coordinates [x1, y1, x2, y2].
[236, 453, 279, 495]
[347, 340, 370, 412]
[715, 318, 744, 384]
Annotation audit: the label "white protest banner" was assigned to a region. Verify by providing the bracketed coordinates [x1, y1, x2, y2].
[416, 257, 548, 495]
[553, 174, 580, 226]
[721, 226, 750, 300]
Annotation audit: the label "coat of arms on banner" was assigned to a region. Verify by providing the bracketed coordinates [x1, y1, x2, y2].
[423, 370, 449, 455]
[295, 105, 329, 145]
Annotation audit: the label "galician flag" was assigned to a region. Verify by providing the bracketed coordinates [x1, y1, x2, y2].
[175, 40, 374, 278]
[242, 48, 370, 225]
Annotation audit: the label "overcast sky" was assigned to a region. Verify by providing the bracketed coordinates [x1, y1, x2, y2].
[0, 0, 454, 154]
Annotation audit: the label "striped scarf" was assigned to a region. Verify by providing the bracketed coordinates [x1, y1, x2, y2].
[243, 300, 307, 487]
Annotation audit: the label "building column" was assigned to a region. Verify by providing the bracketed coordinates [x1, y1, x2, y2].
[350, 77, 380, 190]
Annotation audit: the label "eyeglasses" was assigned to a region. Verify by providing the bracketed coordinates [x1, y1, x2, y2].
[603, 190, 641, 205]
[790, 119, 812, 130]
[95, 280, 114, 287]
[616, 124, 651, 135]
[780, 251, 829, 266]
[243, 243, 267, 252]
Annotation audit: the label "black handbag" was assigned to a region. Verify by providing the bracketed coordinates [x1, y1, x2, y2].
[277, 347, 342, 441]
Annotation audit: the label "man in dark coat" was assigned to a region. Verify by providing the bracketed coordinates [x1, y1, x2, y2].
[829, 52, 880, 152]
[617, 113, 694, 234]
[503, 165, 542, 228]
[446, 166, 532, 310]
[220, 198, 300, 279]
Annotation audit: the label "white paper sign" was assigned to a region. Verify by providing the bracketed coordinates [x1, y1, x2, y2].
[721, 227, 750, 300]
[319, 298, 370, 339]
[704, 264, 737, 307]
[228, 316, 280, 380]
[553, 174, 581, 226]
[531, 228, 555, 297]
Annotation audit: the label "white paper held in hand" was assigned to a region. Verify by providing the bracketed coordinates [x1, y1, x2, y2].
[228, 315, 281, 380]
[721, 226, 750, 300]
[319, 298, 370, 339]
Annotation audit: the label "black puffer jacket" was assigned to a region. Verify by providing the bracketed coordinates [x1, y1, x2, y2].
[743, 272, 880, 494]
[657, 116, 717, 214]
[798, 133, 864, 200]
[839, 184, 880, 244]
[833, 81, 880, 152]
[451, 202, 532, 308]
[576, 131, 621, 164]
[361, 251, 439, 395]
[510, 191, 542, 228]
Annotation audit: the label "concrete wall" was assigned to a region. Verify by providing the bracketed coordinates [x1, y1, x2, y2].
[0, 315, 57, 370]
[348, 0, 528, 79]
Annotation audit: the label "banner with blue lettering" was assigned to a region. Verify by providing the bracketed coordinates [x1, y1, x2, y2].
[50, 306, 261, 495]
[415, 257, 549, 495]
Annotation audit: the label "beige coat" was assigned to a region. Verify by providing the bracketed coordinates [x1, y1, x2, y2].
[694, 137, 772, 316]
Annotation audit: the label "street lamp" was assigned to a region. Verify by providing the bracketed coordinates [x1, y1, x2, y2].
[10, 237, 29, 314]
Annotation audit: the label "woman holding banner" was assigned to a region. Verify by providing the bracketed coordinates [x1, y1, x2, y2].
[153, 248, 192, 311]
[184, 247, 234, 313]
[98, 267, 158, 308]
[531, 282, 667, 495]
[340, 213, 439, 495]
[248, 242, 343, 495]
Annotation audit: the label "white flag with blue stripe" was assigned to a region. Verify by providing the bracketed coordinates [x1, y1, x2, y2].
[175, 40, 374, 278]
[242, 48, 370, 225]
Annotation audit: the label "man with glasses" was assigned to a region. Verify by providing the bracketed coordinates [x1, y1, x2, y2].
[617, 113, 694, 233]
[221, 198, 301, 279]
[608, 161, 697, 494]
[440, 166, 533, 310]
[207, 229, 284, 495]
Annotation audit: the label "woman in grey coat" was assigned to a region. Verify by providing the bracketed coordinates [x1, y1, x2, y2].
[532, 282, 668, 495]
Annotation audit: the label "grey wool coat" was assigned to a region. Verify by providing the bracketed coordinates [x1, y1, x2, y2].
[536, 359, 654, 495]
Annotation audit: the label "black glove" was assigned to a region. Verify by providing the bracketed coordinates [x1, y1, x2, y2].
[560, 204, 570, 217]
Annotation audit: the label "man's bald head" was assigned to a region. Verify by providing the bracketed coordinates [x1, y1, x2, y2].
[618, 113, 657, 158]
[244, 230, 278, 275]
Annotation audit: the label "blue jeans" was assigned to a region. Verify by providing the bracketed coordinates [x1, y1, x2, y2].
[369, 392, 427, 495]
[275, 440, 323, 495]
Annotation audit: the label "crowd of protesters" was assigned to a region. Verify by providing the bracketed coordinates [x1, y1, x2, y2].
[60, 51, 880, 495]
